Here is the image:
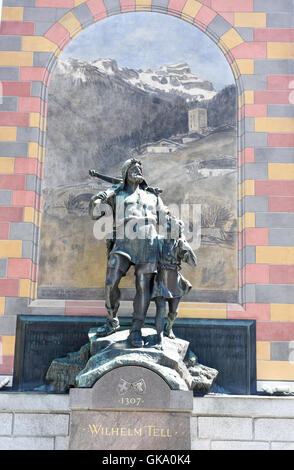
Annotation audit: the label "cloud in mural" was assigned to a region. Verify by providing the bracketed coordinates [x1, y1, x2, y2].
[62, 12, 234, 91]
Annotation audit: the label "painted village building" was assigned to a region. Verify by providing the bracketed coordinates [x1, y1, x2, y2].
[0, 0, 293, 451]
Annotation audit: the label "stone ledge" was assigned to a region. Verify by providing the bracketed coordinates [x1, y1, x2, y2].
[192, 394, 294, 417]
[0, 392, 69, 411]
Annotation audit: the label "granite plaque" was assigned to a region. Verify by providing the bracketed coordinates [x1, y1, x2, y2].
[13, 316, 256, 394]
[69, 366, 192, 450]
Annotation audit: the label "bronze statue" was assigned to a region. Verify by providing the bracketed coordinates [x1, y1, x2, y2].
[89, 158, 170, 348]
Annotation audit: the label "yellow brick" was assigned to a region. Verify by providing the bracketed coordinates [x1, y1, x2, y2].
[244, 90, 254, 104]
[0, 297, 4, 315]
[182, 0, 202, 19]
[255, 117, 294, 133]
[238, 180, 255, 200]
[22, 36, 57, 53]
[2, 336, 15, 355]
[2, 6, 23, 21]
[268, 163, 294, 181]
[23, 207, 35, 224]
[268, 42, 294, 59]
[0, 240, 22, 258]
[29, 113, 40, 128]
[74, 0, 87, 5]
[59, 12, 82, 36]
[28, 142, 39, 159]
[0, 52, 33, 67]
[219, 28, 243, 51]
[236, 59, 254, 75]
[19, 279, 32, 298]
[256, 247, 294, 265]
[244, 212, 255, 228]
[178, 307, 227, 319]
[257, 360, 294, 381]
[0, 158, 14, 174]
[271, 304, 294, 322]
[0, 127, 17, 142]
[234, 12, 266, 28]
[257, 342, 270, 361]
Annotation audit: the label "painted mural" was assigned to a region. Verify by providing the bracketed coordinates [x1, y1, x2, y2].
[38, 12, 238, 302]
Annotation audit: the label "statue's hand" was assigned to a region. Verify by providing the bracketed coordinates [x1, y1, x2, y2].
[89, 169, 97, 177]
[96, 191, 108, 202]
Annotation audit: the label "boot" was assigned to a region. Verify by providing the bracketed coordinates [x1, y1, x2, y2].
[96, 307, 120, 337]
[164, 311, 177, 339]
[129, 319, 144, 348]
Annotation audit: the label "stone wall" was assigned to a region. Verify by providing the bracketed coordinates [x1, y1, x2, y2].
[0, 393, 294, 450]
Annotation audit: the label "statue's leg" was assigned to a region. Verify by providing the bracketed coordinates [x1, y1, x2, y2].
[164, 297, 180, 339]
[97, 254, 130, 337]
[130, 272, 154, 348]
[154, 297, 166, 349]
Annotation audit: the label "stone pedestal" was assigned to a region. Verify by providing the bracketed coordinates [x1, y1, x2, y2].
[69, 365, 193, 450]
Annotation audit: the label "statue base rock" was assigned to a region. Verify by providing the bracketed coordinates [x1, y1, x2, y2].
[45, 327, 218, 394]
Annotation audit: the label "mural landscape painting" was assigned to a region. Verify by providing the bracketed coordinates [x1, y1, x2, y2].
[38, 13, 238, 302]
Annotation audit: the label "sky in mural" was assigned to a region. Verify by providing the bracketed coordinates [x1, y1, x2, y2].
[62, 12, 234, 91]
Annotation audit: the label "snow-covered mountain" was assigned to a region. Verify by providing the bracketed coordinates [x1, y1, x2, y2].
[55, 57, 217, 101]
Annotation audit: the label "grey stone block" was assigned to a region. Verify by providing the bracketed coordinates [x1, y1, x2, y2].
[26, 175, 42, 194]
[4, 297, 30, 316]
[239, 247, 256, 269]
[3, 0, 35, 5]
[245, 133, 268, 149]
[0, 190, 12, 206]
[0, 392, 69, 412]
[256, 212, 294, 228]
[0, 67, 19, 81]
[0, 315, 17, 335]
[0, 436, 54, 451]
[17, 126, 40, 143]
[208, 14, 232, 38]
[268, 105, 294, 118]
[267, 13, 294, 28]
[13, 413, 70, 436]
[243, 284, 256, 303]
[255, 285, 294, 304]
[254, 59, 294, 75]
[235, 27, 254, 42]
[0, 142, 28, 158]
[21, 241, 39, 264]
[191, 439, 211, 450]
[254, 0, 293, 12]
[104, 0, 120, 14]
[73, 3, 94, 27]
[198, 417, 253, 440]
[211, 440, 269, 450]
[33, 22, 54, 37]
[33, 52, 53, 68]
[243, 195, 268, 213]
[255, 418, 294, 441]
[244, 163, 268, 180]
[55, 436, 69, 450]
[255, 148, 294, 163]
[269, 229, 294, 246]
[0, 36, 22, 51]
[0, 258, 7, 278]
[23, 7, 60, 22]
[0, 97, 18, 112]
[240, 74, 267, 91]
[271, 342, 293, 361]
[9, 222, 35, 241]
[152, 0, 170, 11]
[271, 442, 294, 450]
[0, 414, 13, 435]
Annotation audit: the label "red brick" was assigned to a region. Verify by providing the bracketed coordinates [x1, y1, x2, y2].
[0, 207, 23, 222]
[211, 0, 253, 11]
[196, 5, 217, 26]
[0, 21, 34, 35]
[228, 303, 270, 321]
[255, 29, 294, 43]
[65, 300, 107, 316]
[269, 265, 294, 284]
[120, 0, 135, 11]
[87, 0, 107, 17]
[0, 112, 29, 127]
[14, 158, 38, 175]
[0, 223, 10, 239]
[269, 197, 294, 212]
[244, 147, 254, 163]
[257, 321, 294, 341]
[200, 0, 211, 6]
[0, 174, 25, 190]
[8, 258, 33, 279]
[219, 12, 234, 23]
[45, 22, 70, 47]
[18, 97, 43, 113]
[2, 82, 31, 97]
[245, 264, 269, 284]
[36, 0, 74, 6]
[268, 134, 294, 147]
[0, 356, 14, 375]
[255, 181, 294, 196]
[255, 90, 290, 104]
[267, 75, 294, 90]
[0, 279, 19, 296]
[20, 67, 46, 82]
[12, 190, 36, 207]
[244, 104, 267, 117]
[244, 228, 269, 246]
[231, 42, 267, 59]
